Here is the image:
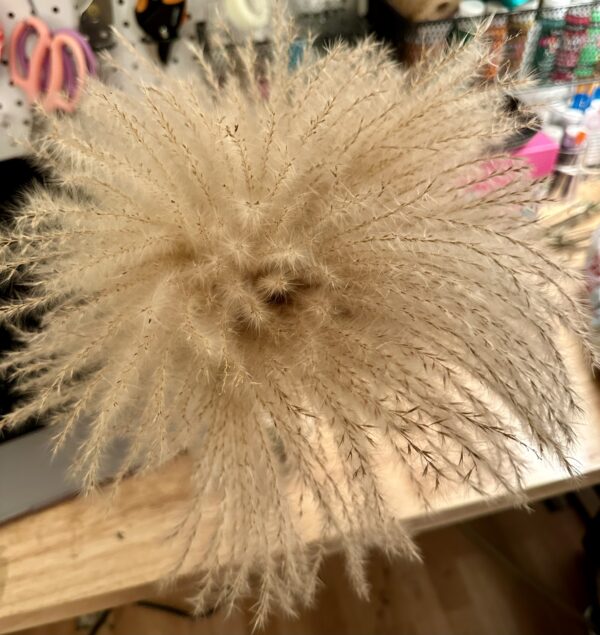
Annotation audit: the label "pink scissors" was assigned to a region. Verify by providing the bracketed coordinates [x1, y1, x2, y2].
[9, 16, 96, 113]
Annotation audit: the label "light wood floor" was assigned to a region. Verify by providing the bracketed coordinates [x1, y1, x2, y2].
[17, 500, 591, 635]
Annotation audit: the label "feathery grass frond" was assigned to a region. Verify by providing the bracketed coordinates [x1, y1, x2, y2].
[0, 21, 590, 626]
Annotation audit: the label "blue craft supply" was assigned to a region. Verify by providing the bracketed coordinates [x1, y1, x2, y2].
[571, 93, 592, 112]
[288, 40, 306, 71]
[500, 0, 530, 8]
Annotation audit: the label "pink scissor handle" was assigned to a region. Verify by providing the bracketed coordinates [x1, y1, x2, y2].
[42, 33, 88, 113]
[9, 16, 52, 104]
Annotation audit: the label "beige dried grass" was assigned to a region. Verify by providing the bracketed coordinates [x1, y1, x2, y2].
[0, 21, 590, 625]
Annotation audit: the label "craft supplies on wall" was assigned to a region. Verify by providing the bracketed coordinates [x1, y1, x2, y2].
[10, 16, 97, 114]
[532, 1, 568, 80]
[552, 9, 590, 82]
[134, 0, 187, 64]
[0, 0, 377, 163]
[0, 0, 279, 162]
[84, 0, 278, 85]
[381, 0, 600, 85]
[579, 8, 600, 77]
[0, 1, 80, 162]
[405, 0, 485, 63]
[79, 0, 115, 50]
[396, 1, 600, 85]
[9, 0, 600, 169]
[224, 0, 270, 31]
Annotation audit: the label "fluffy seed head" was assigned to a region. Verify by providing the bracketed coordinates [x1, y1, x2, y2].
[0, 22, 590, 624]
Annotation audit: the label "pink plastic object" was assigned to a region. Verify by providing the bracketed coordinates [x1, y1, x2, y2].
[54, 29, 97, 98]
[469, 131, 561, 196]
[44, 33, 88, 113]
[9, 16, 90, 113]
[511, 131, 560, 179]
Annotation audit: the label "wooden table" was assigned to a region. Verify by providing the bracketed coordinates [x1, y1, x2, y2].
[0, 339, 599, 634]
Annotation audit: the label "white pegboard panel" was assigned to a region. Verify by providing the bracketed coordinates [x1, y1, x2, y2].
[73, 0, 93, 11]
[0, 1, 79, 161]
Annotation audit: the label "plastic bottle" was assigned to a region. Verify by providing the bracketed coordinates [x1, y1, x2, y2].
[550, 92, 591, 128]
[585, 90, 600, 165]
[571, 92, 592, 116]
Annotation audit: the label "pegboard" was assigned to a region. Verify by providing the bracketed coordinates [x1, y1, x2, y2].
[0, 0, 264, 160]
[0, 0, 369, 162]
[109, 0, 214, 89]
[0, 1, 219, 161]
[0, 0, 79, 161]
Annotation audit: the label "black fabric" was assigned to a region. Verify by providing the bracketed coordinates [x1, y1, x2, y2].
[366, 0, 411, 61]
[0, 158, 45, 440]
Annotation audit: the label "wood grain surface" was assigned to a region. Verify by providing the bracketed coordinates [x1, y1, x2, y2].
[0, 335, 598, 634]
[13, 501, 592, 635]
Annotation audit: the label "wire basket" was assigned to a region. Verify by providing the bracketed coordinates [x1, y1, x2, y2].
[404, 2, 600, 86]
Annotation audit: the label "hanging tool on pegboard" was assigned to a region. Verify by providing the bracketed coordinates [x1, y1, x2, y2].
[79, 0, 115, 51]
[135, 0, 187, 64]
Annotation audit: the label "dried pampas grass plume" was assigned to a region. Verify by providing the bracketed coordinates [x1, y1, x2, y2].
[0, 20, 590, 623]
